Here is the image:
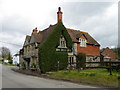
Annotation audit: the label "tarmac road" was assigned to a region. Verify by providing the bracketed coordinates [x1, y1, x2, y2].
[1, 64, 99, 88]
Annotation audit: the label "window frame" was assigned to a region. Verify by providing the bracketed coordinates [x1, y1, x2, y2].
[79, 38, 87, 47]
[58, 35, 67, 48]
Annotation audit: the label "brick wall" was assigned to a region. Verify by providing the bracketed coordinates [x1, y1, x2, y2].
[77, 43, 100, 56]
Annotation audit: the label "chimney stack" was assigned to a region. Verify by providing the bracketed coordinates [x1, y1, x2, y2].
[57, 7, 63, 23]
[33, 27, 38, 33]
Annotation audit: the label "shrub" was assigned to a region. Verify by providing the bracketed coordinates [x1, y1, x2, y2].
[118, 76, 120, 80]
[38, 22, 72, 73]
[22, 62, 26, 69]
[31, 62, 36, 68]
[8, 60, 12, 64]
[76, 53, 86, 71]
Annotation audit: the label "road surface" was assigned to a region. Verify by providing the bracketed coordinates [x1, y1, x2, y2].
[1, 64, 99, 88]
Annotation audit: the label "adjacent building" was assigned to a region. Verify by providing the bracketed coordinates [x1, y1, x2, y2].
[12, 54, 19, 65]
[101, 47, 117, 61]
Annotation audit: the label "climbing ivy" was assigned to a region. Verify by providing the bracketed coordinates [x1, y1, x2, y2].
[38, 22, 72, 73]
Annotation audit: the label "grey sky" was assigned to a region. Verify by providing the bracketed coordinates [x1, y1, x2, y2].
[0, 0, 118, 55]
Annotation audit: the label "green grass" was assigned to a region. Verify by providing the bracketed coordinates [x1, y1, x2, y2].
[0, 61, 2, 64]
[1, 62, 16, 66]
[47, 69, 120, 88]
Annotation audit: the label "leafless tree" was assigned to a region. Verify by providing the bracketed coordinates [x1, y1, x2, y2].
[0, 47, 11, 60]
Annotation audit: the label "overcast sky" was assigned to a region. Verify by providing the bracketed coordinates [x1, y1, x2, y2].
[0, 0, 118, 55]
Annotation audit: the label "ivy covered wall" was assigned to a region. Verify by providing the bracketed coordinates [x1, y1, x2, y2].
[38, 22, 72, 73]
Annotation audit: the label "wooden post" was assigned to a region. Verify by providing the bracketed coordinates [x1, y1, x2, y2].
[57, 61, 59, 71]
[68, 65, 71, 72]
[109, 58, 112, 75]
[78, 61, 80, 72]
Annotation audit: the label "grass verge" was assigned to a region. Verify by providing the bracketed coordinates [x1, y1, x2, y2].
[1, 62, 16, 66]
[47, 69, 120, 88]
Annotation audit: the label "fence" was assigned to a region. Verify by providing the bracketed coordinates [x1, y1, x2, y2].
[56, 61, 120, 71]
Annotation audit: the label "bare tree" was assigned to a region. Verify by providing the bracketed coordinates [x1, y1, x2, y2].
[0, 47, 11, 60]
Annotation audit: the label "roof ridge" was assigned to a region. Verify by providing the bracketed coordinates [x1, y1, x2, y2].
[40, 23, 57, 32]
[67, 28, 88, 34]
[26, 35, 31, 37]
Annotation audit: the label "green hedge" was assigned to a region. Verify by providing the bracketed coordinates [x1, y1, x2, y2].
[8, 60, 12, 64]
[21, 62, 26, 70]
[38, 22, 72, 73]
[76, 53, 86, 70]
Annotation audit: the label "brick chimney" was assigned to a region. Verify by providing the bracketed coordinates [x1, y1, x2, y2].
[57, 7, 63, 23]
[33, 27, 38, 33]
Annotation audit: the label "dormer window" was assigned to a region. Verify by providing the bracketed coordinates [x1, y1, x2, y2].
[79, 38, 86, 47]
[56, 35, 72, 52]
[58, 35, 67, 48]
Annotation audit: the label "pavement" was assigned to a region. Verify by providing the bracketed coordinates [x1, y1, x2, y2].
[1, 64, 100, 88]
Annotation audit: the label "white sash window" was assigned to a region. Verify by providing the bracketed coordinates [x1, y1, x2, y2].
[79, 38, 86, 47]
[58, 35, 67, 48]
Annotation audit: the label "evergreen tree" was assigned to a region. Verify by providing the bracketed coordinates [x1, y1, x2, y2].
[77, 53, 86, 72]
[8, 52, 12, 64]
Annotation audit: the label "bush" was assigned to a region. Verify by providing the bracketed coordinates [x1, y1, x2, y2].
[118, 76, 120, 80]
[76, 53, 86, 71]
[8, 60, 12, 64]
[38, 22, 72, 73]
[31, 62, 36, 68]
[22, 62, 26, 69]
